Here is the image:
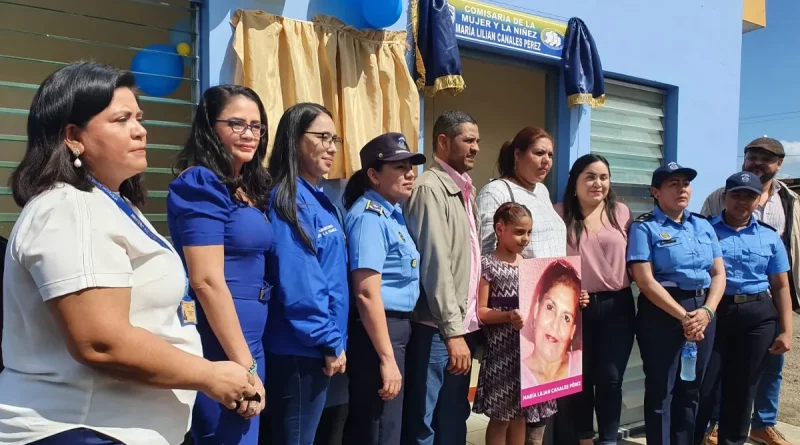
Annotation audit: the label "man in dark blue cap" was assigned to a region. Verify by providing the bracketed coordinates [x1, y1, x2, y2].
[695, 172, 793, 445]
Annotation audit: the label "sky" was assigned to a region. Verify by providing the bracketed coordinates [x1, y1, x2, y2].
[738, 0, 800, 178]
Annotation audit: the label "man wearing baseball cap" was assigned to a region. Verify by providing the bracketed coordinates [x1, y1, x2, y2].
[695, 172, 794, 445]
[701, 138, 799, 445]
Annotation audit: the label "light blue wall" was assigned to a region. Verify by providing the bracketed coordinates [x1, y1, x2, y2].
[478, 1, 744, 210]
[202, 0, 743, 211]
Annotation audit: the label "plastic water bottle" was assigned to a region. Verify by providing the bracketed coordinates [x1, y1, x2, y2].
[680, 341, 698, 381]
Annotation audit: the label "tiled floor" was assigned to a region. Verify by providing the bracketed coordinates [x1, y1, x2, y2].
[619, 422, 800, 445]
[466, 360, 800, 444]
[465, 411, 800, 444]
[466, 412, 490, 445]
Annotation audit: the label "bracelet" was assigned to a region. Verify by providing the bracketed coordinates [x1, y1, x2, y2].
[700, 305, 715, 321]
[248, 358, 258, 375]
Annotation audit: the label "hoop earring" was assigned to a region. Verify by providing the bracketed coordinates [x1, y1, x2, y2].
[72, 150, 82, 168]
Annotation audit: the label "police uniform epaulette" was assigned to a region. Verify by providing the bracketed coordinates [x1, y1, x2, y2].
[690, 212, 709, 220]
[634, 212, 655, 223]
[365, 200, 383, 216]
[758, 220, 778, 232]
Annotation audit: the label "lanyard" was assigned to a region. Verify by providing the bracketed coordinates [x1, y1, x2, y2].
[90, 178, 172, 252]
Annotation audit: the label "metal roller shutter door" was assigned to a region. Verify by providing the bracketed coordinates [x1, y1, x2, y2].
[0, 0, 200, 239]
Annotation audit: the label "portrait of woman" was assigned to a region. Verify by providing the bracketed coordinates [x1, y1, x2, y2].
[520, 259, 583, 389]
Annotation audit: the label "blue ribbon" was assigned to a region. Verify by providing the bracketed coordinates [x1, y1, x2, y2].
[90, 178, 172, 252]
[92, 178, 195, 325]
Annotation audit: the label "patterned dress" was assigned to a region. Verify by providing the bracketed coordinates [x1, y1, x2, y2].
[472, 254, 558, 422]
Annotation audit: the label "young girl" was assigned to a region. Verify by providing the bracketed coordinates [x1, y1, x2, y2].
[473, 202, 557, 445]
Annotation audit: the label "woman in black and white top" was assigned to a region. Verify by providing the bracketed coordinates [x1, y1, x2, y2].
[476, 126, 567, 444]
[0, 62, 257, 445]
[477, 126, 567, 259]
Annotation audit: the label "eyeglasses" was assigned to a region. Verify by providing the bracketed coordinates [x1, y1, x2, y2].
[216, 119, 267, 137]
[305, 132, 343, 150]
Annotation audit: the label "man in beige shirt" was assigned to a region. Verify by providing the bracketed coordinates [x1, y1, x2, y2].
[401, 110, 482, 445]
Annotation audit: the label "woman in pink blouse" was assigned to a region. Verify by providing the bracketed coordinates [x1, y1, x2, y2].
[553, 154, 634, 445]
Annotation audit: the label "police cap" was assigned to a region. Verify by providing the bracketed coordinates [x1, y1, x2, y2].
[360, 133, 426, 169]
[725, 171, 762, 195]
[651, 162, 698, 188]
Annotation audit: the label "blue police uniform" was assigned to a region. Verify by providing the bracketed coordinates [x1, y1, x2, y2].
[264, 177, 349, 445]
[346, 190, 421, 313]
[695, 172, 791, 445]
[628, 201, 722, 445]
[339, 132, 425, 445]
[342, 190, 421, 445]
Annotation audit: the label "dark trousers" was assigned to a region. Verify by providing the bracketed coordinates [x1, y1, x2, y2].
[695, 294, 777, 445]
[553, 287, 636, 445]
[637, 293, 716, 445]
[401, 323, 480, 445]
[314, 404, 349, 445]
[344, 317, 412, 445]
[258, 400, 348, 445]
[31, 428, 123, 444]
[265, 353, 331, 445]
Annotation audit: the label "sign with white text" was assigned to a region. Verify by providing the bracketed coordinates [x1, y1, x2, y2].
[448, 0, 567, 60]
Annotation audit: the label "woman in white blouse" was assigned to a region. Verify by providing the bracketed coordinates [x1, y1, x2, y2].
[0, 62, 257, 445]
[476, 126, 567, 445]
[477, 126, 567, 259]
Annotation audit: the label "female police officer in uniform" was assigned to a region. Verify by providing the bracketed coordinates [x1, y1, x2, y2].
[340, 133, 426, 445]
[627, 162, 727, 445]
[694, 172, 793, 445]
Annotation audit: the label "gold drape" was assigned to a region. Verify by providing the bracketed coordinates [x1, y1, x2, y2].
[232, 10, 421, 179]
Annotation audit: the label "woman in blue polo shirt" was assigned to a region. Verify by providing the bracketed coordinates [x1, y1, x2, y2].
[264, 102, 349, 445]
[626, 162, 726, 445]
[340, 133, 425, 445]
[695, 172, 793, 445]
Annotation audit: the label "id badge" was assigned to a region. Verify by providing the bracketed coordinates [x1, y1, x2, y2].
[178, 295, 198, 326]
[178, 278, 197, 326]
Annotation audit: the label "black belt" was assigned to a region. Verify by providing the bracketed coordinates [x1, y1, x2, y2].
[724, 291, 770, 304]
[664, 287, 707, 299]
[385, 310, 413, 320]
[588, 287, 632, 300]
[354, 310, 413, 323]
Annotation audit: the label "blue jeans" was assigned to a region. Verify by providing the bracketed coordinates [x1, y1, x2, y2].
[265, 353, 331, 445]
[401, 323, 479, 445]
[752, 352, 784, 429]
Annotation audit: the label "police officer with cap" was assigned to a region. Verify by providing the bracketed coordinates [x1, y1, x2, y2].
[694, 171, 793, 445]
[340, 133, 426, 445]
[699, 136, 799, 445]
[627, 162, 726, 445]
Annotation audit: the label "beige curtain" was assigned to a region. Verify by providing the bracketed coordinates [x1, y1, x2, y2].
[232, 10, 421, 179]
